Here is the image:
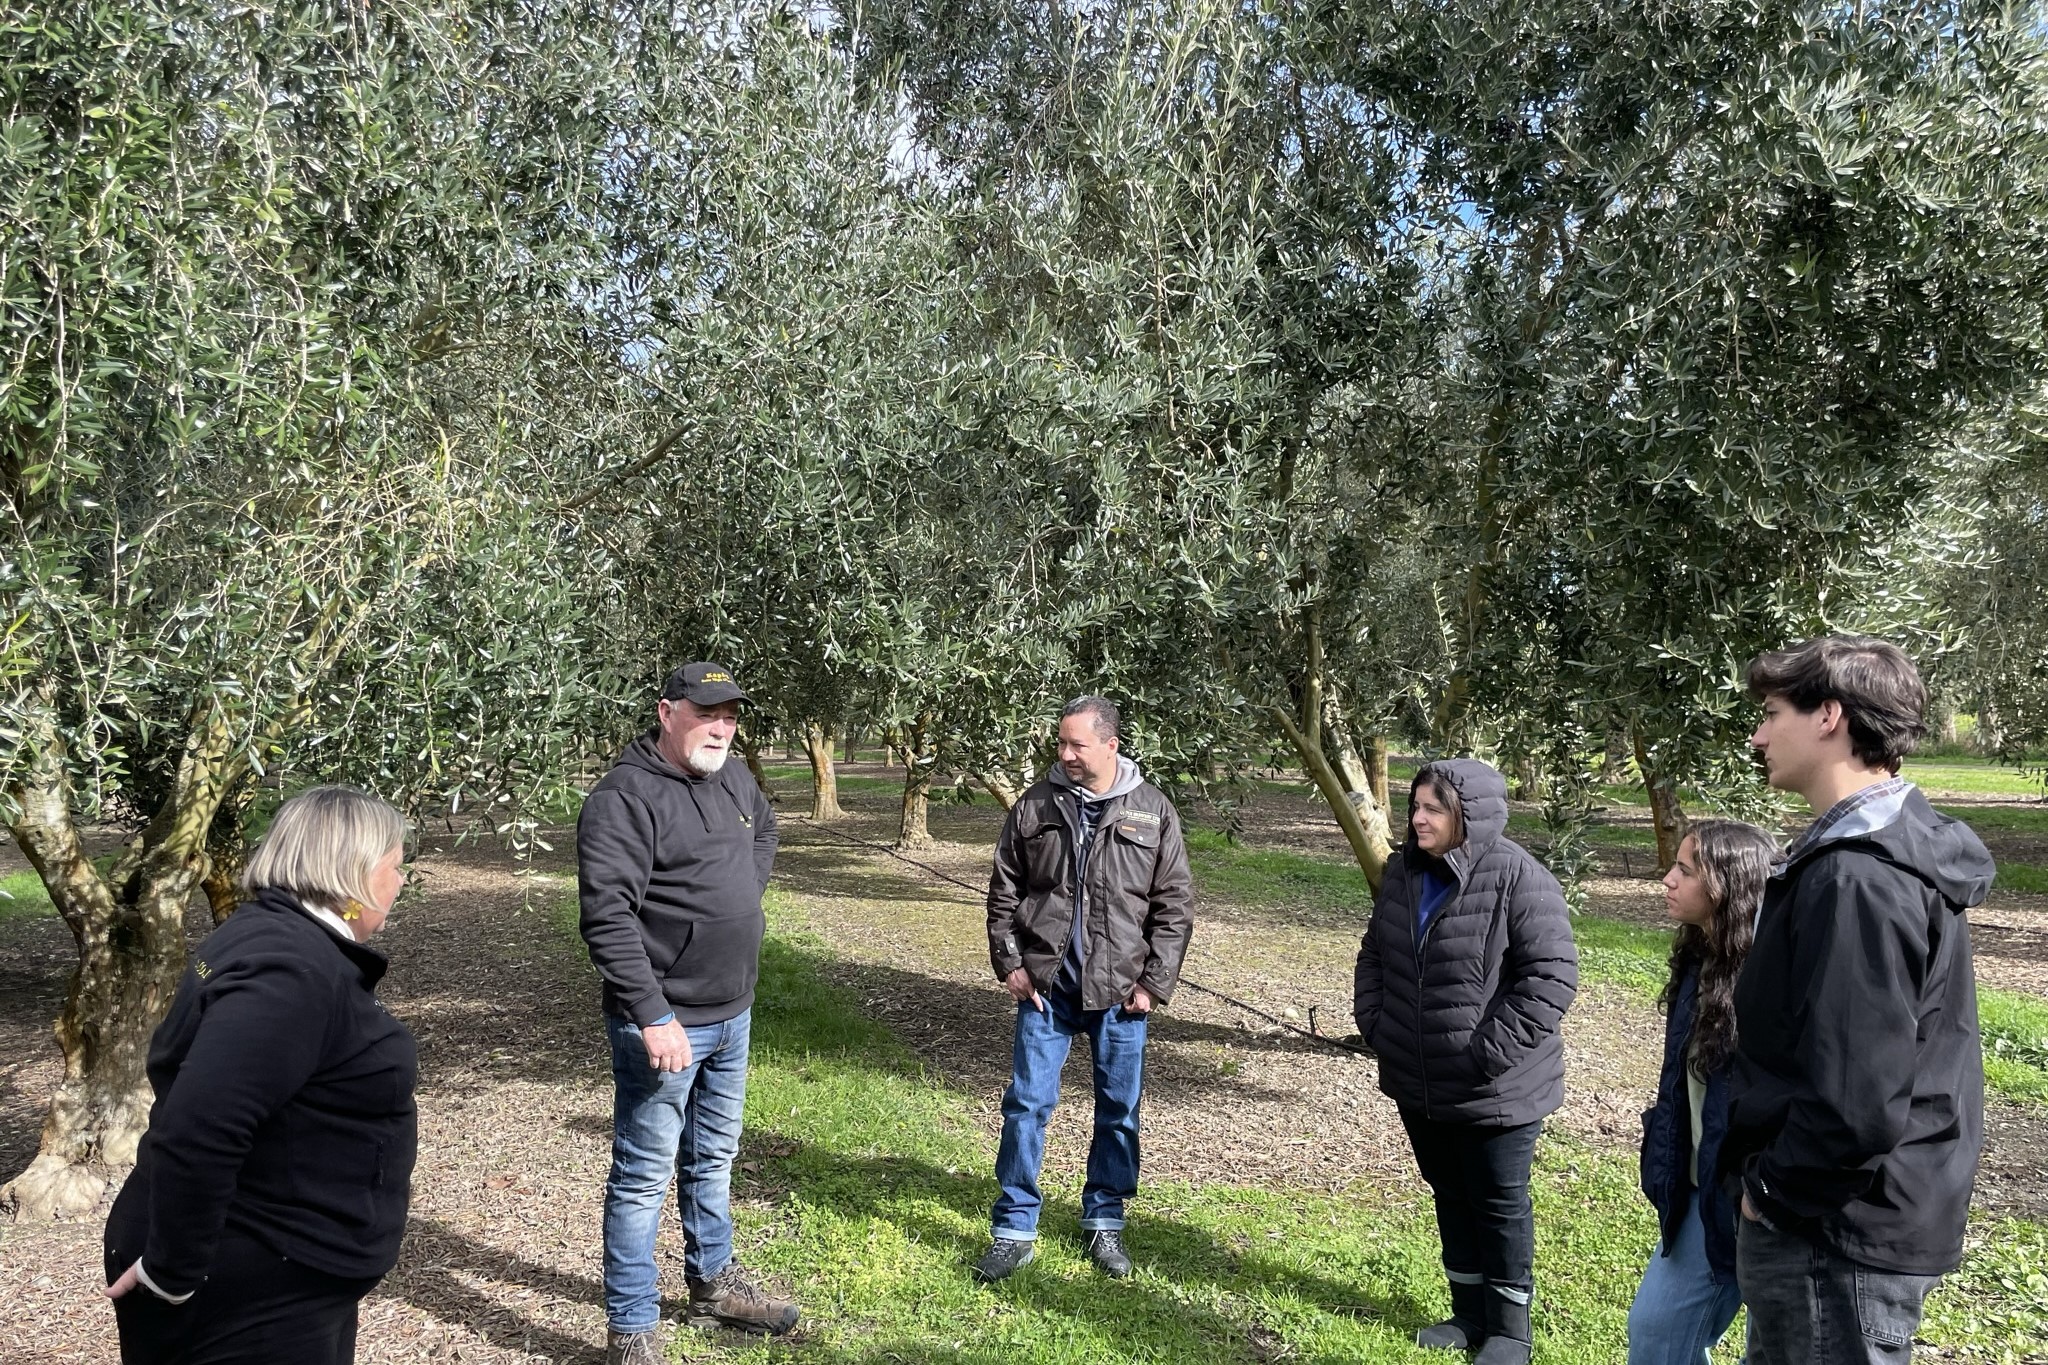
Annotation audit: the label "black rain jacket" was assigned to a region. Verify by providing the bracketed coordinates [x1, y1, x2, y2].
[105, 889, 418, 1296]
[1721, 785, 1991, 1275]
[1352, 759, 1579, 1124]
[577, 731, 778, 1026]
[986, 766, 1195, 1010]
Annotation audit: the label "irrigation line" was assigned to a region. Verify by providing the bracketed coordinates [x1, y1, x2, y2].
[787, 815, 1378, 1061]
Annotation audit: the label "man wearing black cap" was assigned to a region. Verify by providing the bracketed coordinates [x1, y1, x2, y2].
[578, 662, 798, 1362]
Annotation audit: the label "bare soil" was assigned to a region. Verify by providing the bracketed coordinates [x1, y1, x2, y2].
[2, 765, 2044, 1363]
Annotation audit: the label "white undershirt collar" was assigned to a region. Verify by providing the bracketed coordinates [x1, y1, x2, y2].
[302, 903, 359, 943]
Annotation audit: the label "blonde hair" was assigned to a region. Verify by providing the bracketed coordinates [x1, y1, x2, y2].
[242, 785, 406, 915]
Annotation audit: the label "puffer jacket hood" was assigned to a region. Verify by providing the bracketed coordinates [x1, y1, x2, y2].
[1416, 758, 1510, 869]
[1356, 757, 1578, 1124]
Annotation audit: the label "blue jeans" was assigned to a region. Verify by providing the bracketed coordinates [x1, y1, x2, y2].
[1629, 1188, 1744, 1365]
[991, 987, 1147, 1239]
[602, 1011, 751, 1334]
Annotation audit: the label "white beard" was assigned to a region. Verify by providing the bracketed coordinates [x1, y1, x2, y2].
[683, 742, 730, 776]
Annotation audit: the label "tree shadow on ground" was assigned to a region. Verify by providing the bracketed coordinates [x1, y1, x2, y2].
[389, 1215, 620, 1364]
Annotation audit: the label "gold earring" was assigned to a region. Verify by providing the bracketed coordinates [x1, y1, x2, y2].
[342, 899, 366, 922]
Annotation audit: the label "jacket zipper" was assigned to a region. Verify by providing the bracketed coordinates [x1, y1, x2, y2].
[1412, 862, 1462, 1120]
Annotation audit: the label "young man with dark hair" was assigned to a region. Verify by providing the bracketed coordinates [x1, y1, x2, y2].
[1725, 635, 1994, 1364]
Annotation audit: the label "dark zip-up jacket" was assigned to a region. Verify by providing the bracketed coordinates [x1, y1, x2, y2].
[1721, 786, 1990, 1274]
[577, 731, 778, 1026]
[1353, 759, 1578, 1124]
[1640, 962, 1737, 1281]
[987, 763, 1195, 1010]
[104, 889, 417, 1296]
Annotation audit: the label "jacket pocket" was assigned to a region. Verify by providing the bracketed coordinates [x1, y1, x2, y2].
[1022, 820, 1066, 890]
[656, 921, 694, 977]
[661, 913, 763, 1005]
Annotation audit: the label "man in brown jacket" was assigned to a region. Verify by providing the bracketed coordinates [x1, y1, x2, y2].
[973, 696, 1195, 1284]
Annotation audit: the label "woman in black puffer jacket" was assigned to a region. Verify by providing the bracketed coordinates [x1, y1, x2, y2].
[1354, 759, 1578, 1365]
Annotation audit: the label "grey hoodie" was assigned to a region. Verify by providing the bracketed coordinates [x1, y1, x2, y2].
[576, 731, 778, 1026]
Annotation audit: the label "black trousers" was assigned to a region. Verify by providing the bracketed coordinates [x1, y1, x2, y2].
[105, 1227, 380, 1365]
[1398, 1107, 1541, 1296]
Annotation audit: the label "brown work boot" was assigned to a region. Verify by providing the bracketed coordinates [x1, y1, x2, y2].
[605, 1325, 664, 1365]
[686, 1261, 800, 1335]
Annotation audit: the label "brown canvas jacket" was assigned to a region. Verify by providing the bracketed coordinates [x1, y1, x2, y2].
[985, 773, 1194, 1010]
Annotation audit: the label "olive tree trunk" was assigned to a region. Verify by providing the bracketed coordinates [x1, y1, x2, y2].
[804, 723, 846, 820]
[3, 700, 239, 1219]
[897, 717, 936, 850]
[976, 771, 1020, 811]
[1274, 704, 1392, 894]
[1633, 730, 1686, 872]
[737, 733, 776, 800]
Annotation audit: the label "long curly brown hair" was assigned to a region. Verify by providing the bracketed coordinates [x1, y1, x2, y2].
[1660, 818, 1776, 1079]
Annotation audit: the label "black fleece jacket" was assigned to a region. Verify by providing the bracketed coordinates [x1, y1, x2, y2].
[1722, 786, 1991, 1275]
[104, 889, 417, 1296]
[577, 731, 778, 1026]
[1353, 759, 1579, 1124]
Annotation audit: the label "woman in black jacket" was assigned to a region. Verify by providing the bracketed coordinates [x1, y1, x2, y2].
[104, 785, 417, 1365]
[1354, 759, 1578, 1365]
[1627, 818, 1774, 1365]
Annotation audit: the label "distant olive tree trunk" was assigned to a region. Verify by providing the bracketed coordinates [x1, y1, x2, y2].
[3, 698, 240, 1219]
[897, 717, 936, 849]
[738, 732, 776, 800]
[1274, 703, 1392, 892]
[976, 771, 1020, 810]
[1633, 730, 1686, 872]
[804, 722, 845, 820]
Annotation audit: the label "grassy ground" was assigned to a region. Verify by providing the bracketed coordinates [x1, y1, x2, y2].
[558, 893, 2045, 1363]
[0, 868, 55, 920]
[1903, 760, 2047, 799]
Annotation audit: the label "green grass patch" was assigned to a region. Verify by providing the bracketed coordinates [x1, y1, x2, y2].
[532, 883, 2044, 1362]
[1570, 914, 1674, 1000]
[1981, 990, 2048, 1105]
[1184, 826, 1372, 912]
[1925, 1218, 2048, 1354]
[1994, 863, 2048, 896]
[1935, 805, 2048, 835]
[1903, 759, 2044, 798]
[764, 764, 905, 796]
[0, 868, 57, 921]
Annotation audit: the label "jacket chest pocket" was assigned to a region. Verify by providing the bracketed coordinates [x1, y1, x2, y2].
[1101, 818, 1159, 889]
[1022, 821, 1066, 888]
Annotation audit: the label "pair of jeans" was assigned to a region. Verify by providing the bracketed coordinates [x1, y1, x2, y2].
[991, 986, 1147, 1239]
[602, 1010, 751, 1333]
[1737, 1217, 1939, 1365]
[1628, 1188, 1744, 1365]
[1398, 1108, 1541, 1307]
[105, 1227, 379, 1365]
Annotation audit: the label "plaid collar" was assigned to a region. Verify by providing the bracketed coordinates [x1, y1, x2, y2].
[1784, 776, 1913, 864]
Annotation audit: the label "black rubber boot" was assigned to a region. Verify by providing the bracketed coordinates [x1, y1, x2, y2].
[1470, 1285, 1532, 1365]
[1415, 1276, 1487, 1350]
